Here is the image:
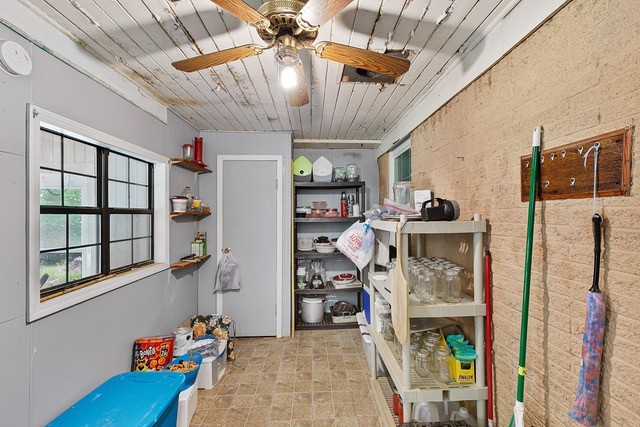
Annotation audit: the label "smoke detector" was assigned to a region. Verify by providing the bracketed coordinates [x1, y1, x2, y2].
[0, 40, 32, 76]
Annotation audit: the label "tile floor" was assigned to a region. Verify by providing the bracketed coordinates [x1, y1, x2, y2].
[190, 329, 385, 427]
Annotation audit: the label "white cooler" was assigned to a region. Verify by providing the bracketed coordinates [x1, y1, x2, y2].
[176, 383, 197, 427]
[196, 340, 227, 389]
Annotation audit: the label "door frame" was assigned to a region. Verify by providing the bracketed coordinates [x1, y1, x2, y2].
[216, 155, 284, 338]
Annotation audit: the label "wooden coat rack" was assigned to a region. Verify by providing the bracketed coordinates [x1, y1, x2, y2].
[521, 128, 632, 201]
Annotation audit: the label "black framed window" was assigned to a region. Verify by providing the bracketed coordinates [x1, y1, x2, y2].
[39, 128, 154, 297]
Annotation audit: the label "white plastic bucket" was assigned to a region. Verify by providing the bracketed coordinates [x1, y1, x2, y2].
[301, 297, 324, 323]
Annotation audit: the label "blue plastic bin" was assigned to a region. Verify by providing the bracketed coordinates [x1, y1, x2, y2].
[165, 351, 202, 392]
[47, 372, 185, 427]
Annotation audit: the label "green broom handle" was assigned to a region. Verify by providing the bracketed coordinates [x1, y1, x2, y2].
[509, 127, 541, 427]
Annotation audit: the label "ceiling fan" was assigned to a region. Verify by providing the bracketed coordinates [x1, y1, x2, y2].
[171, 0, 411, 107]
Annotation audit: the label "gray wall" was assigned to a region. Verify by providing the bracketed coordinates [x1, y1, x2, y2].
[197, 131, 293, 336]
[0, 24, 200, 426]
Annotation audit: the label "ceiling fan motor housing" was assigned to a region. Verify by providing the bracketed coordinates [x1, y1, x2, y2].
[256, 0, 318, 46]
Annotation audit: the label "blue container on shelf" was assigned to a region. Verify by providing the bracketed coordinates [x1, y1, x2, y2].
[363, 287, 371, 324]
[47, 372, 185, 427]
[165, 351, 203, 392]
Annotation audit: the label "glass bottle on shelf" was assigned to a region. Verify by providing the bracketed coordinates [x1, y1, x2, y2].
[180, 186, 193, 211]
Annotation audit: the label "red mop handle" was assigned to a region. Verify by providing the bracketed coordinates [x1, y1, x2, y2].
[485, 250, 494, 422]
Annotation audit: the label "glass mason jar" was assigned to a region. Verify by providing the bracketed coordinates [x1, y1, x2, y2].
[432, 264, 446, 301]
[435, 345, 452, 383]
[415, 348, 430, 377]
[382, 320, 395, 341]
[410, 340, 420, 368]
[418, 270, 437, 305]
[444, 269, 463, 303]
[424, 340, 437, 373]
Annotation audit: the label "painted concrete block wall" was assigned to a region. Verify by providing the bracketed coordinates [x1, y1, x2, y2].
[0, 24, 200, 426]
[377, 153, 389, 204]
[404, 0, 640, 425]
[197, 131, 293, 336]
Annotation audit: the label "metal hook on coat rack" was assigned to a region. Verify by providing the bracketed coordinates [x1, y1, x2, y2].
[222, 247, 231, 253]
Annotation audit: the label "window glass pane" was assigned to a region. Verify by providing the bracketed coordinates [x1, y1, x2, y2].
[394, 149, 411, 182]
[64, 174, 97, 207]
[130, 159, 148, 185]
[40, 169, 62, 206]
[69, 214, 100, 247]
[64, 138, 97, 176]
[40, 214, 66, 250]
[130, 184, 148, 209]
[39, 130, 61, 170]
[109, 153, 128, 181]
[68, 246, 100, 282]
[108, 181, 129, 208]
[133, 238, 151, 263]
[110, 214, 132, 241]
[40, 250, 66, 290]
[110, 241, 132, 270]
[133, 214, 151, 238]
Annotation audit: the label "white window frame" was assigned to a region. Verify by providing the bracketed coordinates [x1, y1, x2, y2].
[27, 105, 170, 322]
[388, 137, 411, 198]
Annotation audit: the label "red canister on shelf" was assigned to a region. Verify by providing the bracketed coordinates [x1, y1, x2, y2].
[194, 137, 203, 164]
[340, 191, 347, 217]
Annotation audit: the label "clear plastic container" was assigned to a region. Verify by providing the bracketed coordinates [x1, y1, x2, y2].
[392, 181, 414, 205]
[444, 269, 462, 303]
[450, 407, 477, 426]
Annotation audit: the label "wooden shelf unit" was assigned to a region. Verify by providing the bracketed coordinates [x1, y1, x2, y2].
[170, 254, 210, 269]
[170, 211, 211, 219]
[169, 158, 212, 174]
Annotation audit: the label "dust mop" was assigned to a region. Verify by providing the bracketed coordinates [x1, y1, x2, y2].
[568, 143, 605, 426]
[509, 126, 542, 427]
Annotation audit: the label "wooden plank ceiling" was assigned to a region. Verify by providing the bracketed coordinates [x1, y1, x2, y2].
[22, 0, 511, 139]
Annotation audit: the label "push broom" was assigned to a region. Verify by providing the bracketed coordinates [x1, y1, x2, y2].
[509, 126, 542, 427]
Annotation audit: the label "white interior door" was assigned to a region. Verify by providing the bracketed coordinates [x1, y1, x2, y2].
[217, 156, 282, 337]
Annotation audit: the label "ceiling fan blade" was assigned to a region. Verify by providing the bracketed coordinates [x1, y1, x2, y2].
[285, 63, 310, 107]
[172, 45, 264, 72]
[210, 0, 270, 28]
[297, 0, 355, 29]
[315, 42, 410, 77]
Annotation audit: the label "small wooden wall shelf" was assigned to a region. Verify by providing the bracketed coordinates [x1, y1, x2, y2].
[170, 254, 211, 269]
[521, 128, 632, 201]
[170, 211, 211, 219]
[170, 158, 212, 174]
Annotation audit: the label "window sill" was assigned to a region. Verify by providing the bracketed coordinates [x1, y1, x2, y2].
[29, 263, 169, 322]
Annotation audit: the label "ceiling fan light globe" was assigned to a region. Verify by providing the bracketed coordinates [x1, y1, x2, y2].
[280, 66, 298, 89]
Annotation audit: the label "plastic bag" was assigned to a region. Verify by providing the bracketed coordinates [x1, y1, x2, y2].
[336, 220, 375, 270]
[214, 251, 241, 292]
